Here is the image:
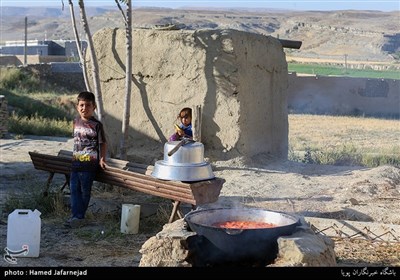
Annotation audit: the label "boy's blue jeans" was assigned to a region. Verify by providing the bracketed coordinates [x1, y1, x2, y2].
[70, 171, 96, 219]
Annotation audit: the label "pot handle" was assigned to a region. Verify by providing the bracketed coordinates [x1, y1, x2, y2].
[167, 139, 186, 156]
[224, 228, 244, 235]
[167, 138, 194, 156]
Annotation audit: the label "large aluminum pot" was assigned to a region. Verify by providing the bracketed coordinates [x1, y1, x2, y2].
[151, 141, 215, 181]
[184, 208, 300, 261]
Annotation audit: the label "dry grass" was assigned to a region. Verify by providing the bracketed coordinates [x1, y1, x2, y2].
[289, 114, 400, 166]
[333, 238, 400, 267]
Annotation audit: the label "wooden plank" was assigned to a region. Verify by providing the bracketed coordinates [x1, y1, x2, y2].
[29, 150, 222, 208]
[95, 174, 196, 204]
[98, 167, 191, 193]
[58, 150, 72, 158]
[97, 167, 193, 196]
[33, 159, 71, 168]
[104, 165, 198, 190]
[107, 159, 152, 175]
[57, 150, 153, 174]
[189, 178, 224, 205]
[33, 165, 70, 174]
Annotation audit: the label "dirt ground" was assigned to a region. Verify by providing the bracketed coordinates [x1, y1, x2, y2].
[1, 135, 399, 268]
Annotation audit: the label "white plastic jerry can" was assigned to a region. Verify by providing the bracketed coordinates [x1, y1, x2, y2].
[120, 204, 140, 234]
[6, 209, 41, 258]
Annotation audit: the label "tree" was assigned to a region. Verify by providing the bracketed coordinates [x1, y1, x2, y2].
[115, 0, 132, 160]
[66, 0, 90, 91]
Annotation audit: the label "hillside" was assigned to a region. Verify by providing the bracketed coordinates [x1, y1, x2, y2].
[1, 6, 399, 63]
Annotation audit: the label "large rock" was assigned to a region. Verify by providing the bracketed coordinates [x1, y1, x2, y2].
[139, 219, 195, 267]
[87, 28, 288, 163]
[272, 221, 337, 266]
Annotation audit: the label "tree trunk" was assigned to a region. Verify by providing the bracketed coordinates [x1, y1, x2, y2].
[117, 0, 132, 160]
[68, 0, 90, 91]
[78, 0, 104, 122]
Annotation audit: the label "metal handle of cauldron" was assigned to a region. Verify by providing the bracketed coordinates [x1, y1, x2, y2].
[167, 138, 194, 157]
[168, 139, 185, 156]
[224, 228, 244, 235]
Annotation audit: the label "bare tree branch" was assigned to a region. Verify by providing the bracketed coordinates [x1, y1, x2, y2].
[118, 0, 132, 160]
[115, 0, 127, 25]
[68, 0, 90, 91]
[78, 0, 104, 122]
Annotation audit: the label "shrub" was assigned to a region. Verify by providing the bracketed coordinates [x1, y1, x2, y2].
[0, 67, 41, 91]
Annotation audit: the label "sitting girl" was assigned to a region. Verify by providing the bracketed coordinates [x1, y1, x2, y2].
[169, 107, 193, 141]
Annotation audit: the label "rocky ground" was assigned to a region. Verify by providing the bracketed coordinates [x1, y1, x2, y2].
[0, 135, 399, 268]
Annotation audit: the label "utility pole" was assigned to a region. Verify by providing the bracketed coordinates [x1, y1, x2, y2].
[344, 54, 348, 73]
[24, 16, 27, 65]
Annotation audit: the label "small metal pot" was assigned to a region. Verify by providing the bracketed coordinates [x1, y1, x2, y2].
[151, 141, 215, 181]
[165, 141, 205, 164]
[184, 208, 300, 261]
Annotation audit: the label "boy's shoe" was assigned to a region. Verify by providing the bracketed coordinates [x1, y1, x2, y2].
[70, 217, 85, 228]
[64, 218, 73, 228]
[64, 217, 85, 228]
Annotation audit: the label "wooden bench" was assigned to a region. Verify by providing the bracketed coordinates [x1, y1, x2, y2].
[28, 150, 224, 222]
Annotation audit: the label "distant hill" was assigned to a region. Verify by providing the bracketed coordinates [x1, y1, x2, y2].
[1, 6, 113, 18]
[1, 6, 399, 63]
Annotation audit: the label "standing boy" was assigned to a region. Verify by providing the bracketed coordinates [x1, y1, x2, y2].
[65, 91, 107, 228]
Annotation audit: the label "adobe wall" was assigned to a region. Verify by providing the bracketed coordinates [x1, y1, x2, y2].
[0, 55, 69, 66]
[19, 64, 85, 91]
[0, 55, 21, 66]
[288, 73, 400, 117]
[87, 28, 288, 163]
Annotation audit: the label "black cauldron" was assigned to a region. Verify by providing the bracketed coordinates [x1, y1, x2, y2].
[184, 208, 300, 263]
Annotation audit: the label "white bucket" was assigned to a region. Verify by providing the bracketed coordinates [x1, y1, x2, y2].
[7, 209, 41, 258]
[120, 204, 140, 234]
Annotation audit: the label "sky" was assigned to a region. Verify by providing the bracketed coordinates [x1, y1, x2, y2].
[1, 0, 399, 12]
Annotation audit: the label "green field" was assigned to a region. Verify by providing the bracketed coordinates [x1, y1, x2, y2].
[288, 63, 400, 80]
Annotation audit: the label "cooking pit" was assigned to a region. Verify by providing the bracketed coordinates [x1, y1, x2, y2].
[184, 208, 299, 266]
[139, 208, 337, 267]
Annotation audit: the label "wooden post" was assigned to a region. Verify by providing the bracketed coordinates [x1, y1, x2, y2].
[169, 201, 181, 223]
[192, 105, 202, 142]
[24, 16, 27, 65]
[43, 172, 55, 197]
